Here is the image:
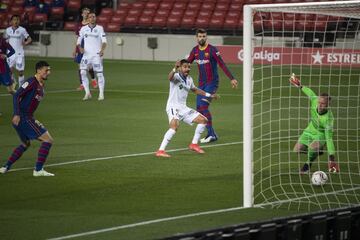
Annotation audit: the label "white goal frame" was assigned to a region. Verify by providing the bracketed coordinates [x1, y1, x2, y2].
[243, 0, 360, 208]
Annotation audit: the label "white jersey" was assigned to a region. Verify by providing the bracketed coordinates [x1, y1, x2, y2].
[166, 72, 196, 109]
[4, 26, 30, 55]
[77, 24, 107, 56]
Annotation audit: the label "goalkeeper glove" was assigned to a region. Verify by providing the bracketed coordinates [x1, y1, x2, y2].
[289, 73, 302, 88]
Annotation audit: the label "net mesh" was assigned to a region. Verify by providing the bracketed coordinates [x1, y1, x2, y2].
[250, 1, 360, 210]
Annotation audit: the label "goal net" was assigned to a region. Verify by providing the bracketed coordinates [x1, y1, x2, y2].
[243, 0, 360, 210]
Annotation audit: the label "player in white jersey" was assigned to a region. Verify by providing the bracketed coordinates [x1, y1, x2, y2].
[156, 59, 219, 157]
[77, 12, 107, 101]
[4, 15, 32, 87]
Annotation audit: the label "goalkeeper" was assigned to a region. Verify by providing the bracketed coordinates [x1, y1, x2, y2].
[289, 73, 340, 173]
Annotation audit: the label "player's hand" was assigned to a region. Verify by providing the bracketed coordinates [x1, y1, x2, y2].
[289, 73, 302, 88]
[211, 93, 220, 100]
[79, 47, 85, 54]
[175, 60, 181, 70]
[72, 50, 76, 58]
[12, 115, 20, 126]
[231, 79, 238, 89]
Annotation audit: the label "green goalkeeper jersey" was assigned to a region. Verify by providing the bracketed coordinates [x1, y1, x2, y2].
[302, 86, 335, 155]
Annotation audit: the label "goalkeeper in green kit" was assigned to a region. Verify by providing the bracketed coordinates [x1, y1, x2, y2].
[289, 73, 340, 174]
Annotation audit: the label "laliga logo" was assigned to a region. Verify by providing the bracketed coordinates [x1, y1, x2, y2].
[238, 49, 280, 62]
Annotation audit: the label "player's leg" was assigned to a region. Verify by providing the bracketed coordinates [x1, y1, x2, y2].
[80, 56, 91, 100]
[156, 109, 179, 157]
[75, 51, 84, 90]
[7, 56, 16, 88]
[93, 57, 105, 100]
[89, 67, 98, 88]
[294, 130, 312, 173]
[33, 131, 54, 177]
[0, 125, 30, 174]
[16, 56, 25, 86]
[189, 113, 207, 154]
[1, 68, 16, 94]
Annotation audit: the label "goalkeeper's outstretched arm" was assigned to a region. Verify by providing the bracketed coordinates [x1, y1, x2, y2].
[289, 73, 316, 98]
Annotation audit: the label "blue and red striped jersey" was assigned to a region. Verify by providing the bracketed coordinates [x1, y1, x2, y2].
[13, 77, 44, 118]
[188, 43, 234, 87]
[0, 37, 15, 74]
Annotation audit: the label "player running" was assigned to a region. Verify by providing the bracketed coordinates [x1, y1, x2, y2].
[0, 61, 54, 176]
[73, 7, 97, 91]
[188, 28, 238, 143]
[289, 73, 340, 174]
[77, 11, 107, 101]
[4, 15, 32, 87]
[156, 59, 219, 158]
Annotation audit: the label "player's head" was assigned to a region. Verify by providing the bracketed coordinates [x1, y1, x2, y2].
[81, 7, 90, 20]
[88, 12, 97, 25]
[10, 15, 20, 27]
[318, 93, 331, 114]
[35, 61, 51, 80]
[179, 59, 191, 76]
[196, 28, 207, 47]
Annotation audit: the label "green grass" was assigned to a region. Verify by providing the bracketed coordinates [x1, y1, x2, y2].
[0, 57, 359, 240]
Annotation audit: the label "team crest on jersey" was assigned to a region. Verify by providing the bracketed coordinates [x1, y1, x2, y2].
[85, 34, 88, 38]
[205, 52, 209, 57]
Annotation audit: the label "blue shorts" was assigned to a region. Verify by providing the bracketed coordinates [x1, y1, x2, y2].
[74, 52, 83, 64]
[13, 118, 47, 143]
[197, 85, 218, 106]
[0, 64, 13, 86]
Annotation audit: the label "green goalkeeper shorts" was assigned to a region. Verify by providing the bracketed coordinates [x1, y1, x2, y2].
[298, 129, 326, 147]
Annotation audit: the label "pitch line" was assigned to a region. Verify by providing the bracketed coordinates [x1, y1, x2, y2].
[48, 185, 360, 240]
[9, 141, 242, 173]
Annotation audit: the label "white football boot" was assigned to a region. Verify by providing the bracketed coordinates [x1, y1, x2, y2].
[83, 93, 92, 101]
[33, 169, 55, 177]
[0, 167, 8, 174]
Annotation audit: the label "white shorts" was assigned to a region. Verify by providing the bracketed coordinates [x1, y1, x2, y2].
[166, 106, 200, 126]
[7, 54, 25, 71]
[80, 54, 103, 72]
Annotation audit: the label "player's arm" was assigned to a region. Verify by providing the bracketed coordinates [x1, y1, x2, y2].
[99, 27, 107, 57]
[2, 42, 15, 59]
[23, 30, 32, 46]
[324, 116, 336, 161]
[191, 87, 219, 100]
[289, 73, 317, 98]
[76, 29, 84, 54]
[168, 61, 181, 81]
[211, 47, 238, 89]
[12, 81, 34, 125]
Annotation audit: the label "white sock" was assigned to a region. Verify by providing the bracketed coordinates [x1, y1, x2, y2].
[81, 70, 90, 95]
[159, 128, 176, 151]
[97, 72, 105, 98]
[192, 124, 206, 144]
[19, 75, 25, 86]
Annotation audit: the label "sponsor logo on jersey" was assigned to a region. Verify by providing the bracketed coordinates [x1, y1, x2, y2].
[195, 59, 210, 65]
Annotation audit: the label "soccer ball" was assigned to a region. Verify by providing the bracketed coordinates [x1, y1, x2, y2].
[311, 171, 328, 186]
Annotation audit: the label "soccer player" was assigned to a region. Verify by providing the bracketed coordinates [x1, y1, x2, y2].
[0, 35, 16, 95]
[156, 59, 219, 158]
[0, 61, 55, 177]
[73, 7, 97, 91]
[77, 12, 107, 101]
[289, 73, 340, 174]
[4, 15, 32, 87]
[188, 28, 238, 143]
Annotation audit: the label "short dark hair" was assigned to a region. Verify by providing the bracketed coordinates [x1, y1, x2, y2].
[196, 28, 207, 35]
[11, 15, 20, 21]
[320, 93, 331, 101]
[82, 7, 90, 12]
[180, 59, 190, 65]
[35, 61, 50, 71]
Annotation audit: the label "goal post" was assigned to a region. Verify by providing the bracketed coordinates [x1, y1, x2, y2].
[243, 0, 360, 209]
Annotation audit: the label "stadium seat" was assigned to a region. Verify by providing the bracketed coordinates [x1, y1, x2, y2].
[124, 15, 139, 27]
[138, 15, 153, 28]
[13, 0, 24, 6]
[63, 21, 77, 31]
[181, 16, 196, 29]
[169, 9, 184, 18]
[198, 10, 212, 18]
[187, 2, 201, 11]
[270, 12, 283, 20]
[155, 9, 169, 18]
[223, 17, 238, 30]
[67, 0, 81, 12]
[195, 16, 210, 29]
[145, 2, 159, 10]
[97, 15, 111, 25]
[159, 1, 174, 11]
[229, 3, 243, 12]
[118, 2, 131, 10]
[106, 22, 121, 32]
[152, 16, 167, 28]
[111, 15, 125, 25]
[184, 9, 198, 18]
[33, 13, 48, 23]
[0, 12, 7, 23]
[238, 18, 244, 29]
[201, 2, 216, 11]
[215, 3, 229, 12]
[264, 19, 283, 31]
[212, 11, 226, 18]
[100, 8, 114, 17]
[142, 9, 156, 17]
[172, 2, 187, 11]
[314, 21, 327, 31]
[114, 8, 128, 18]
[24, 6, 36, 21]
[81, 0, 96, 7]
[209, 16, 225, 29]
[297, 13, 315, 21]
[167, 16, 181, 28]
[131, 2, 145, 10]
[127, 9, 142, 18]
[50, 7, 64, 21]
[9, 6, 24, 15]
[296, 21, 314, 31]
[283, 20, 295, 31]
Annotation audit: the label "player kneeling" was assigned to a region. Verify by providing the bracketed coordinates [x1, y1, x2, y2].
[156, 59, 219, 157]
